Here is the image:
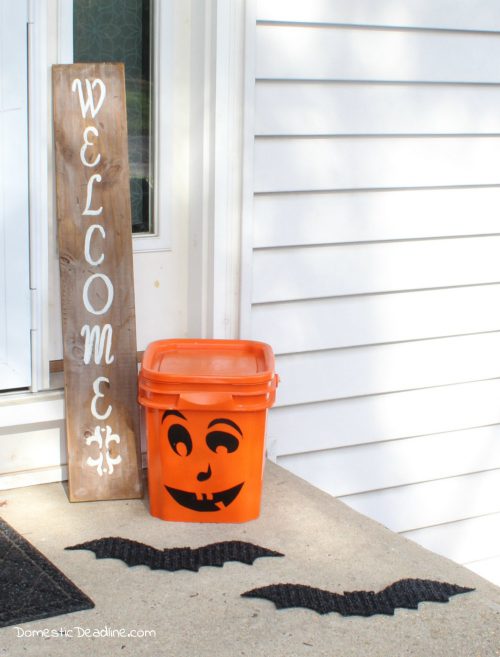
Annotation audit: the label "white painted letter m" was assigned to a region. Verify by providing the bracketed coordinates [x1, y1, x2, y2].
[81, 324, 115, 365]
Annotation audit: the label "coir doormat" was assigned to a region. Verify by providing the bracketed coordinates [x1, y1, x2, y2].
[0, 517, 94, 628]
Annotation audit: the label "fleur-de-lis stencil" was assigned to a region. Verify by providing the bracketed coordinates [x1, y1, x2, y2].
[86, 425, 122, 476]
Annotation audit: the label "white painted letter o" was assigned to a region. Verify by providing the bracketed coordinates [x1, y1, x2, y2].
[83, 273, 114, 316]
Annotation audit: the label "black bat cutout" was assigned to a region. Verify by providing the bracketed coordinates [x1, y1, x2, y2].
[242, 579, 474, 616]
[65, 538, 283, 572]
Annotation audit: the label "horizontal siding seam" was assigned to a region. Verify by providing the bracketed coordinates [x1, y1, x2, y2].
[401, 510, 500, 535]
[256, 79, 500, 87]
[253, 182, 500, 196]
[255, 133, 500, 140]
[462, 554, 500, 566]
[256, 20, 500, 37]
[273, 375, 500, 409]
[0, 419, 64, 437]
[251, 281, 500, 306]
[253, 233, 500, 250]
[251, 281, 500, 304]
[274, 421, 500, 459]
[274, 328, 500, 349]
[0, 463, 66, 478]
[268, 328, 500, 358]
[338, 468, 500, 499]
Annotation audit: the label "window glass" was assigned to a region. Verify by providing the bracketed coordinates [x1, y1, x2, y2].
[73, 0, 153, 233]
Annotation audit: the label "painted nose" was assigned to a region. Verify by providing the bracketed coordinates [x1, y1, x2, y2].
[197, 464, 212, 482]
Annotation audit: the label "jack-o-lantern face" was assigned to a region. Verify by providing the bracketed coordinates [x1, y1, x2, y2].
[161, 409, 248, 513]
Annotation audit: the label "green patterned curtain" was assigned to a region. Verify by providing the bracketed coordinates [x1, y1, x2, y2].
[73, 0, 152, 233]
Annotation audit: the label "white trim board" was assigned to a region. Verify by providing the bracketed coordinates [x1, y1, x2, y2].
[28, 0, 50, 392]
[0, 465, 68, 492]
[0, 390, 64, 428]
[188, 0, 248, 339]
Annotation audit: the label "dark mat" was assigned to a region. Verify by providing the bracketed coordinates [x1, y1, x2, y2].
[66, 537, 283, 571]
[242, 578, 474, 616]
[0, 517, 94, 628]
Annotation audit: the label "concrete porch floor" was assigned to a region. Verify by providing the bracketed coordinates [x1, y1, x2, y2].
[0, 461, 499, 657]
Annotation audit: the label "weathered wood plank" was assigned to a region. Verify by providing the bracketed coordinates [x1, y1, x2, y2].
[52, 63, 143, 501]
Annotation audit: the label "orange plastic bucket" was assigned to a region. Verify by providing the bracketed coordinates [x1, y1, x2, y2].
[138, 339, 278, 523]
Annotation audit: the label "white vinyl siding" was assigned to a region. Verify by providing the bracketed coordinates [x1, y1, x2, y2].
[252, 238, 500, 302]
[278, 427, 500, 498]
[254, 187, 500, 247]
[252, 285, 500, 353]
[403, 513, 500, 565]
[267, 379, 500, 455]
[337, 470, 500, 533]
[255, 84, 500, 137]
[254, 138, 500, 192]
[256, 26, 500, 83]
[249, 1, 500, 584]
[256, 0, 500, 32]
[273, 333, 500, 405]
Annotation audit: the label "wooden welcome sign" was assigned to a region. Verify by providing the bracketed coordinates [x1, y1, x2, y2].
[52, 63, 143, 501]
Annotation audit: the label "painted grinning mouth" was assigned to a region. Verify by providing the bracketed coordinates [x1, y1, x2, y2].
[165, 482, 244, 512]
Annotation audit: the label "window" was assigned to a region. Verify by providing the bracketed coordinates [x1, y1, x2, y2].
[73, 0, 153, 234]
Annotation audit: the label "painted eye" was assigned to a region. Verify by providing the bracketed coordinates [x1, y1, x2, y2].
[206, 431, 239, 454]
[168, 424, 192, 457]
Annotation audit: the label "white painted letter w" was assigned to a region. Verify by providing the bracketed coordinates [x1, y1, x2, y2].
[71, 78, 106, 119]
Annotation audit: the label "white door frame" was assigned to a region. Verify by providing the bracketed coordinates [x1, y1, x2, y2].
[0, 0, 34, 391]
[5, 0, 255, 394]
[28, 0, 50, 392]
[0, 0, 256, 491]
[187, 0, 254, 340]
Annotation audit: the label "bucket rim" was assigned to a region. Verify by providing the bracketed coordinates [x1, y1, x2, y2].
[139, 338, 276, 385]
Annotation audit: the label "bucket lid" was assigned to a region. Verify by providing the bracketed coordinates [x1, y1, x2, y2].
[140, 339, 276, 385]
